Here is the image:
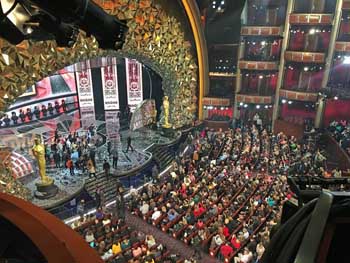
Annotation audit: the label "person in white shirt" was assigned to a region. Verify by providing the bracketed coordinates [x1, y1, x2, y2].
[234, 248, 253, 263]
[151, 207, 161, 221]
[140, 201, 150, 215]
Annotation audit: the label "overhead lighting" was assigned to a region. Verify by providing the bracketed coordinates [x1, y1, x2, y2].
[256, 105, 260, 109]
[244, 104, 248, 108]
[264, 105, 268, 109]
[334, 96, 339, 100]
[343, 56, 350, 64]
[239, 102, 244, 106]
[261, 41, 266, 46]
[309, 28, 316, 35]
[281, 99, 287, 104]
[288, 101, 293, 104]
[259, 75, 264, 79]
[304, 66, 309, 72]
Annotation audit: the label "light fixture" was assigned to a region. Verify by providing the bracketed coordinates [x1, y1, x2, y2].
[264, 105, 268, 109]
[261, 41, 266, 46]
[288, 101, 293, 104]
[244, 104, 248, 108]
[259, 75, 264, 79]
[309, 28, 316, 34]
[239, 102, 244, 106]
[304, 66, 309, 71]
[256, 105, 260, 109]
[281, 99, 287, 104]
[334, 96, 339, 100]
[343, 56, 350, 64]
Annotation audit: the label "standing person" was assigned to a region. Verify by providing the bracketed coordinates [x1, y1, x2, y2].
[95, 188, 101, 208]
[54, 151, 61, 168]
[48, 103, 54, 115]
[77, 199, 85, 217]
[19, 109, 26, 122]
[126, 136, 134, 153]
[112, 148, 118, 169]
[87, 158, 96, 178]
[115, 187, 125, 220]
[11, 112, 18, 125]
[66, 158, 74, 176]
[103, 159, 110, 178]
[107, 141, 112, 156]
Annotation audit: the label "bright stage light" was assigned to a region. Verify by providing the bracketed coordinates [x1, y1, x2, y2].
[343, 56, 350, 64]
[281, 99, 287, 104]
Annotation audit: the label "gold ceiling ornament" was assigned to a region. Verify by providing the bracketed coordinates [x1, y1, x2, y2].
[0, 0, 198, 128]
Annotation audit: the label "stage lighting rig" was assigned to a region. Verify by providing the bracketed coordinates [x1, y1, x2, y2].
[0, 0, 128, 49]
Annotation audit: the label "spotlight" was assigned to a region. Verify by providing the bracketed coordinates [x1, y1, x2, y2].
[256, 105, 261, 109]
[281, 99, 287, 104]
[334, 96, 339, 100]
[309, 28, 316, 34]
[343, 56, 350, 64]
[261, 41, 266, 46]
[244, 104, 248, 108]
[264, 105, 268, 109]
[304, 66, 309, 72]
[288, 101, 293, 104]
[239, 102, 244, 106]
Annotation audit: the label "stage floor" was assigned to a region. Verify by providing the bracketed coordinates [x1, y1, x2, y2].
[8, 126, 178, 209]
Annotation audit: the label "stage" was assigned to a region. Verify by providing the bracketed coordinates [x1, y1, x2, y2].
[0, 118, 181, 210]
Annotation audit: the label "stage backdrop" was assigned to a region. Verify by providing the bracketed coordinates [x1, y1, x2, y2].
[101, 57, 120, 110]
[75, 61, 96, 129]
[125, 58, 143, 111]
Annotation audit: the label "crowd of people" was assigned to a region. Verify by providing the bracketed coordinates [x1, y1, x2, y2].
[329, 120, 350, 157]
[0, 99, 69, 127]
[71, 209, 192, 263]
[64, 122, 345, 262]
[44, 126, 109, 179]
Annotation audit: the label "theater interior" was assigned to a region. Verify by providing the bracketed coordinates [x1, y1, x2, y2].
[1, 0, 350, 262]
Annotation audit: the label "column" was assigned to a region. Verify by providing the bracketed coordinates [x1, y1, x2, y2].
[321, 0, 343, 89]
[315, 97, 326, 128]
[272, 0, 295, 132]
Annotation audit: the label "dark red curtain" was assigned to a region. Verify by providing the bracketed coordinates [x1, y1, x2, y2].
[207, 108, 233, 119]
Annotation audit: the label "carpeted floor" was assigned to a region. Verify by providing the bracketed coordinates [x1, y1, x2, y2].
[125, 212, 220, 263]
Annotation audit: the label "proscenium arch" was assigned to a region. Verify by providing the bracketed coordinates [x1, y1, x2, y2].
[0, 0, 209, 127]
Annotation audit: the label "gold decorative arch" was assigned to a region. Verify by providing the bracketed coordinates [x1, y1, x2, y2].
[0, 0, 200, 128]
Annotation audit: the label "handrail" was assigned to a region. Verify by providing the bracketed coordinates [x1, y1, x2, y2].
[294, 191, 333, 263]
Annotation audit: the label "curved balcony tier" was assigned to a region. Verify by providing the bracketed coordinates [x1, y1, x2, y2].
[240, 26, 283, 36]
[289, 13, 333, 25]
[335, 42, 350, 52]
[236, 94, 273, 104]
[285, 51, 325, 63]
[279, 89, 318, 102]
[238, 60, 279, 70]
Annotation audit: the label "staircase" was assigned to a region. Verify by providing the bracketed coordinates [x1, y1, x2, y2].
[148, 145, 175, 171]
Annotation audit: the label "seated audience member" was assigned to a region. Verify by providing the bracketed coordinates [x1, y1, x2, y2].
[140, 201, 150, 216]
[145, 235, 156, 248]
[26, 108, 33, 120]
[85, 230, 95, 243]
[112, 240, 122, 255]
[151, 208, 161, 221]
[41, 105, 48, 117]
[167, 208, 179, 222]
[19, 109, 26, 122]
[34, 106, 40, 119]
[121, 238, 131, 250]
[48, 103, 54, 115]
[55, 100, 60, 113]
[3, 115, 10, 126]
[234, 247, 253, 263]
[220, 242, 234, 259]
[11, 112, 18, 125]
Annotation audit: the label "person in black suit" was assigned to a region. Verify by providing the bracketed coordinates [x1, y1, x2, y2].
[19, 109, 26, 122]
[11, 112, 18, 125]
[48, 103, 54, 115]
[26, 108, 33, 120]
[41, 105, 47, 117]
[126, 136, 134, 153]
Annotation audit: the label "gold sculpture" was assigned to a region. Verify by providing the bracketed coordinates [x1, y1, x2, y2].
[162, 96, 171, 128]
[32, 138, 53, 185]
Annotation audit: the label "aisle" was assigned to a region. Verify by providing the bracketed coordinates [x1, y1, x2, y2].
[125, 212, 220, 263]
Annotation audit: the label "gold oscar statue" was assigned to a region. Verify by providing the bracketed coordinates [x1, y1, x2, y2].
[32, 138, 53, 185]
[162, 96, 171, 128]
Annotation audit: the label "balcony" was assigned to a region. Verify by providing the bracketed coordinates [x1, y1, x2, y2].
[236, 94, 273, 104]
[335, 42, 350, 52]
[241, 26, 283, 36]
[289, 13, 333, 25]
[285, 51, 325, 63]
[279, 89, 318, 102]
[239, 61, 279, 70]
[293, 0, 336, 14]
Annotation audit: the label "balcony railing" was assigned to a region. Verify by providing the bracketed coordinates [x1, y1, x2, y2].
[239, 61, 279, 70]
[289, 13, 333, 25]
[285, 51, 325, 63]
[279, 89, 318, 102]
[240, 26, 283, 36]
[236, 94, 273, 104]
